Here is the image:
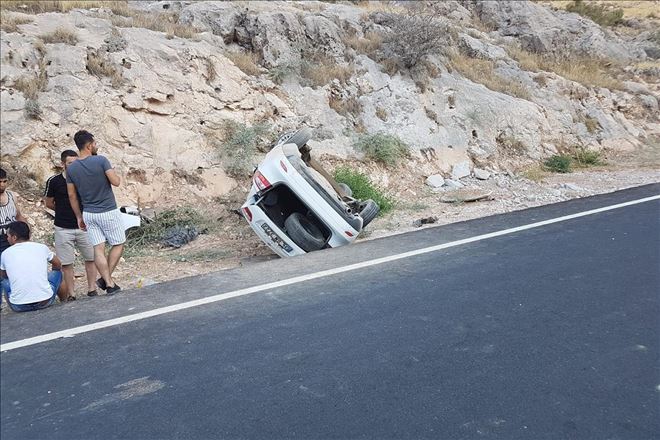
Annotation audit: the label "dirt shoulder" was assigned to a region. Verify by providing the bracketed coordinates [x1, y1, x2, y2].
[6, 149, 659, 306]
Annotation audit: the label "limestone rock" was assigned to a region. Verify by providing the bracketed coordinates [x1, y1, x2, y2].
[451, 161, 472, 180]
[425, 174, 445, 189]
[474, 168, 491, 180]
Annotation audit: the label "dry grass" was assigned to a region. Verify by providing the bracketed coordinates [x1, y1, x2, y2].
[301, 58, 353, 88]
[86, 51, 122, 87]
[375, 107, 388, 121]
[205, 57, 216, 84]
[224, 51, 261, 76]
[539, 1, 659, 19]
[577, 113, 600, 133]
[0, 1, 130, 15]
[449, 52, 532, 100]
[507, 45, 623, 90]
[110, 10, 198, 39]
[355, 1, 406, 14]
[0, 14, 32, 33]
[344, 31, 383, 56]
[13, 60, 48, 100]
[329, 95, 363, 118]
[40, 26, 78, 44]
[520, 165, 551, 182]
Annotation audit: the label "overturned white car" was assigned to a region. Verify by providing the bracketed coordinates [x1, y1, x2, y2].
[241, 128, 379, 257]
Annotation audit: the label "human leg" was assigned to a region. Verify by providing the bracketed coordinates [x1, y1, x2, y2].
[48, 270, 67, 302]
[107, 244, 124, 275]
[75, 229, 98, 294]
[84, 261, 98, 294]
[93, 243, 115, 288]
[62, 264, 75, 298]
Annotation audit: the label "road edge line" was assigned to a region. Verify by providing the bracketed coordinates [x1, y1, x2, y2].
[2, 194, 659, 352]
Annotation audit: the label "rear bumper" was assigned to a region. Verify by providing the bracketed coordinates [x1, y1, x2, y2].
[243, 204, 306, 258]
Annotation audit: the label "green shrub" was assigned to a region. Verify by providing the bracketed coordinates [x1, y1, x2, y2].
[566, 0, 624, 27]
[544, 154, 573, 173]
[572, 147, 602, 167]
[355, 133, 409, 166]
[333, 167, 394, 214]
[216, 121, 270, 176]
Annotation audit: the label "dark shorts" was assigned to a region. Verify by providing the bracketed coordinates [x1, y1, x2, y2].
[0, 271, 62, 312]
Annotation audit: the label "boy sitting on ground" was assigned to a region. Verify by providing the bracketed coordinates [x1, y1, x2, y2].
[0, 221, 70, 312]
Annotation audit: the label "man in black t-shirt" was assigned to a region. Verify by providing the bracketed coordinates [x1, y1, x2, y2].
[44, 150, 98, 298]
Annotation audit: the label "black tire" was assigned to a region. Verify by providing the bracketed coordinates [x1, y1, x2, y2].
[359, 199, 379, 227]
[284, 212, 325, 252]
[337, 183, 352, 198]
[286, 127, 312, 149]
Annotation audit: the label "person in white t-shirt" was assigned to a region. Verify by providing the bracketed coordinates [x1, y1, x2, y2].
[0, 221, 70, 312]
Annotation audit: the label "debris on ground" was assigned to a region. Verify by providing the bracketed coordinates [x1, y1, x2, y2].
[440, 189, 493, 203]
[413, 216, 439, 227]
[161, 226, 199, 248]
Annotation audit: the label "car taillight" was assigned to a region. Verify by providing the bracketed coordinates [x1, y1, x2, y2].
[345, 231, 354, 237]
[242, 207, 253, 222]
[253, 171, 272, 191]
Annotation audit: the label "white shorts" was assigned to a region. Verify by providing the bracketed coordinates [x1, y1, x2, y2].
[82, 209, 126, 247]
[54, 226, 95, 265]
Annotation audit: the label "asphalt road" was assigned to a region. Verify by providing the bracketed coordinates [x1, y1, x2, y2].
[1, 184, 659, 440]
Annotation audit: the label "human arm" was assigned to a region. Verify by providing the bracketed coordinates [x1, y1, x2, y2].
[101, 156, 121, 187]
[67, 183, 86, 231]
[50, 254, 62, 271]
[15, 204, 27, 223]
[43, 176, 56, 210]
[44, 197, 56, 210]
[105, 168, 121, 187]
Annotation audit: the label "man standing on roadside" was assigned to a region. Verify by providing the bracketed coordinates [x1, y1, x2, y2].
[66, 130, 124, 295]
[0, 168, 28, 262]
[44, 150, 99, 298]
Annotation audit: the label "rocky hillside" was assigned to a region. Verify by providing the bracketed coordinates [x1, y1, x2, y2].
[1, 0, 658, 207]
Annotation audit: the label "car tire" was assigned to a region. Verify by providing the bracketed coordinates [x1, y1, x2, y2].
[337, 183, 352, 198]
[286, 127, 312, 149]
[359, 199, 379, 227]
[284, 212, 325, 252]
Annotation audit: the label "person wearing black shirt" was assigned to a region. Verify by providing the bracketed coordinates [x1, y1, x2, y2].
[44, 150, 98, 298]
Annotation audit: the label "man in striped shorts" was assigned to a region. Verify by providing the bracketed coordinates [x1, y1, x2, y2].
[66, 130, 124, 295]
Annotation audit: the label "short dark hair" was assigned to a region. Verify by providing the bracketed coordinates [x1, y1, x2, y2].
[0, 168, 6, 179]
[74, 130, 95, 151]
[61, 149, 78, 162]
[7, 221, 30, 240]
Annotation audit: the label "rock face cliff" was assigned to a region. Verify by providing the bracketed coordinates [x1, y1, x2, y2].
[1, 1, 658, 205]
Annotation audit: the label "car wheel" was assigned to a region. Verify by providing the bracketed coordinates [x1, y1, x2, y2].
[286, 127, 312, 149]
[284, 212, 325, 252]
[337, 183, 352, 198]
[359, 199, 379, 227]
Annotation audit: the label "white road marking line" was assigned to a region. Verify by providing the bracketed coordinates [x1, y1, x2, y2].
[2, 194, 659, 352]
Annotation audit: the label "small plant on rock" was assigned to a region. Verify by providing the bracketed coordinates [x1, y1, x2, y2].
[40, 27, 78, 45]
[215, 121, 270, 177]
[566, 0, 624, 27]
[0, 15, 32, 33]
[544, 154, 573, 173]
[572, 147, 602, 167]
[355, 133, 410, 167]
[382, 6, 451, 70]
[333, 167, 394, 214]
